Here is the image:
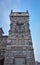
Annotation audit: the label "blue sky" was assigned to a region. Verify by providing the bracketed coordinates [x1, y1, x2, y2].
[0, 0, 40, 62]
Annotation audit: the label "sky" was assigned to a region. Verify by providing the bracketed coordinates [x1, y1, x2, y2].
[0, 0, 40, 62]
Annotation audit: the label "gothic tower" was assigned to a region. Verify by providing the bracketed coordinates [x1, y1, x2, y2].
[4, 10, 35, 65]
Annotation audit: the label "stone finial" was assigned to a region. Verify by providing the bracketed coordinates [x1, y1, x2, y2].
[0, 28, 4, 36]
[11, 10, 13, 14]
[26, 10, 29, 13]
[26, 10, 29, 17]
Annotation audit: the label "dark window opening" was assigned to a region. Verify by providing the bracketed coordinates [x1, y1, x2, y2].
[18, 12, 22, 14]
[16, 22, 24, 26]
[0, 58, 4, 65]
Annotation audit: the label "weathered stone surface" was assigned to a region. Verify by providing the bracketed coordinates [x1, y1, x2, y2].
[4, 11, 35, 65]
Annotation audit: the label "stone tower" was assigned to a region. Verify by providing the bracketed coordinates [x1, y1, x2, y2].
[4, 10, 35, 65]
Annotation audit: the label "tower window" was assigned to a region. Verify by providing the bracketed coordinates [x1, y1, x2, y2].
[16, 22, 24, 26]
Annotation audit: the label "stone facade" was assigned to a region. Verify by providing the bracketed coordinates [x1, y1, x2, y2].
[35, 61, 40, 65]
[4, 10, 35, 65]
[0, 10, 39, 65]
[0, 28, 8, 65]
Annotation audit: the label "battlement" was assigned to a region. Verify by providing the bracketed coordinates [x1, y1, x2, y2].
[10, 10, 29, 17]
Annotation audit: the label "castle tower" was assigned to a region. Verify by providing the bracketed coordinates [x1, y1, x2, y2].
[4, 10, 35, 65]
